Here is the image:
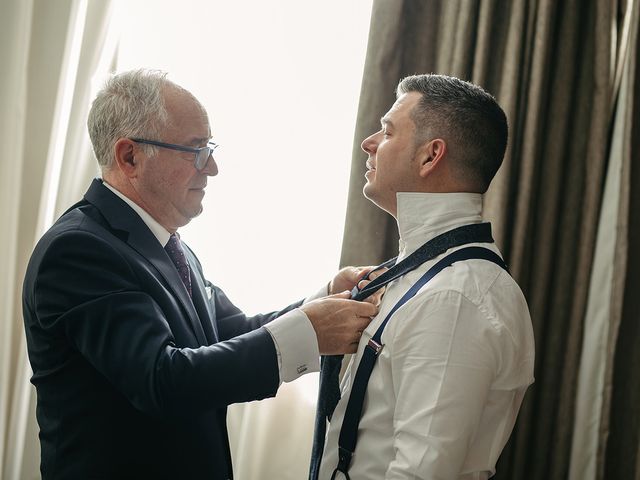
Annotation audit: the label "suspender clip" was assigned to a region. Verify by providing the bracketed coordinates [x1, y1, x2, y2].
[330, 447, 353, 480]
[366, 339, 384, 356]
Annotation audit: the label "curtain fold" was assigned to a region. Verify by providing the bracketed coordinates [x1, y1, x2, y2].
[227, 376, 319, 480]
[603, 1, 640, 477]
[0, 1, 33, 478]
[340, 0, 638, 477]
[0, 1, 114, 478]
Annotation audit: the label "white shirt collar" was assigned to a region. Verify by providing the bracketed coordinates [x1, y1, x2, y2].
[102, 180, 172, 247]
[395, 192, 484, 261]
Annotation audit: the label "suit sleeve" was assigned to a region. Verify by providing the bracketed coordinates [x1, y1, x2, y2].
[182, 243, 320, 383]
[29, 229, 280, 418]
[211, 284, 303, 340]
[200, 272, 320, 382]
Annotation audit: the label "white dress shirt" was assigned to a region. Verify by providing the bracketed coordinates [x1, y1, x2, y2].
[319, 192, 535, 480]
[103, 181, 320, 383]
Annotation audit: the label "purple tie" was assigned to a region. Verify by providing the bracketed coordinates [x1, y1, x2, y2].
[165, 234, 192, 297]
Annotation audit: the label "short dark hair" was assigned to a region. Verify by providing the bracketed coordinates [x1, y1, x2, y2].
[397, 74, 508, 192]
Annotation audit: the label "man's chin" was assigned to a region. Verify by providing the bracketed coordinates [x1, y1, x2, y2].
[362, 182, 375, 201]
[362, 186, 395, 216]
[191, 204, 204, 219]
[178, 204, 204, 226]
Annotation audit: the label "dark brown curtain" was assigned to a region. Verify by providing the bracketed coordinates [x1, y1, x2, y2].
[339, 0, 639, 478]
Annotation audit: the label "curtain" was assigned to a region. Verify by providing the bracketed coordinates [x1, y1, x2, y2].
[602, 1, 640, 477]
[570, 1, 639, 477]
[340, 0, 639, 478]
[227, 375, 319, 480]
[0, 1, 115, 478]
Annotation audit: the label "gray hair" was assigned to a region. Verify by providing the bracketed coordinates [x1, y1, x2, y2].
[397, 74, 508, 192]
[87, 69, 171, 169]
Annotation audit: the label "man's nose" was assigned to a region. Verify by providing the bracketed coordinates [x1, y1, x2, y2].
[361, 132, 379, 155]
[202, 154, 218, 176]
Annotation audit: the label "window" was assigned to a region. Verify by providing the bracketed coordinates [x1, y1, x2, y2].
[116, 0, 372, 314]
[114, 2, 372, 476]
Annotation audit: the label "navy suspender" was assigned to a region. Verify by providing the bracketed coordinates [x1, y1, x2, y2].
[330, 247, 509, 480]
[310, 223, 498, 480]
[310, 224, 496, 480]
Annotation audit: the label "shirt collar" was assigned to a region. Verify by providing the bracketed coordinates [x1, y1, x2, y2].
[395, 192, 484, 261]
[102, 181, 172, 247]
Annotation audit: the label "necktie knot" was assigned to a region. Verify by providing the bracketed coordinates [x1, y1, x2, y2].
[165, 234, 192, 297]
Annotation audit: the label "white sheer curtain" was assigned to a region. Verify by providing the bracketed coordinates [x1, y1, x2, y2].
[0, 1, 116, 478]
[226, 375, 319, 479]
[1, 0, 371, 477]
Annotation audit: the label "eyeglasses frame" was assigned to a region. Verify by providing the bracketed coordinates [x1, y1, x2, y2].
[130, 138, 218, 170]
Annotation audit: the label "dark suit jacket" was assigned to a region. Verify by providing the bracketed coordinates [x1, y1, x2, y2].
[22, 179, 300, 479]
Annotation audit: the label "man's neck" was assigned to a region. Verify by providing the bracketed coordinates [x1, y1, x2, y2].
[102, 179, 173, 246]
[394, 192, 483, 260]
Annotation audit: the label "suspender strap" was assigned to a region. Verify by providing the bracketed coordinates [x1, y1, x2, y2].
[310, 223, 495, 480]
[350, 223, 494, 300]
[331, 247, 509, 479]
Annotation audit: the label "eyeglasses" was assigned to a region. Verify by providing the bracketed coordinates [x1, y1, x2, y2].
[130, 138, 219, 170]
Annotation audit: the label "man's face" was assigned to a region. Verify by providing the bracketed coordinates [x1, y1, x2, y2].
[133, 87, 217, 232]
[361, 91, 423, 216]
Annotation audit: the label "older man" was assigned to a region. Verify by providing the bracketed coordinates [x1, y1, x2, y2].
[22, 69, 378, 480]
[313, 74, 535, 479]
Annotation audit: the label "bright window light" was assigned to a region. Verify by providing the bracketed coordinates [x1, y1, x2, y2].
[115, 0, 373, 314]
[113, 3, 372, 476]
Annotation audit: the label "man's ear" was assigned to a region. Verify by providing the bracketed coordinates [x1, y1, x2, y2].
[113, 138, 139, 178]
[417, 138, 447, 178]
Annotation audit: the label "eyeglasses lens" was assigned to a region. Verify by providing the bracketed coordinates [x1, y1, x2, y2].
[195, 148, 210, 170]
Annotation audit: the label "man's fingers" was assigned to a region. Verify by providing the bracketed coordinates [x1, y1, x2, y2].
[349, 314, 373, 342]
[357, 267, 388, 290]
[355, 266, 375, 282]
[352, 287, 384, 309]
[331, 290, 352, 298]
[353, 300, 378, 318]
[345, 343, 359, 354]
[357, 275, 374, 290]
[350, 327, 365, 349]
[301, 295, 378, 354]
[369, 286, 385, 304]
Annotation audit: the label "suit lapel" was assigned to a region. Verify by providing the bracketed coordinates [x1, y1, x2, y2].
[84, 179, 208, 345]
[186, 257, 219, 344]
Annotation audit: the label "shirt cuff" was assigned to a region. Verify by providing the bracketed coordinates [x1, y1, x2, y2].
[303, 283, 330, 304]
[263, 308, 320, 383]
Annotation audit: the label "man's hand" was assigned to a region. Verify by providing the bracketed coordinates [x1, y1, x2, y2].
[300, 292, 378, 354]
[329, 266, 374, 295]
[329, 266, 388, 307]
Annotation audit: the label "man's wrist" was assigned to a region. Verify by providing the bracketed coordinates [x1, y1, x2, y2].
[264, 310, 320, 382]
